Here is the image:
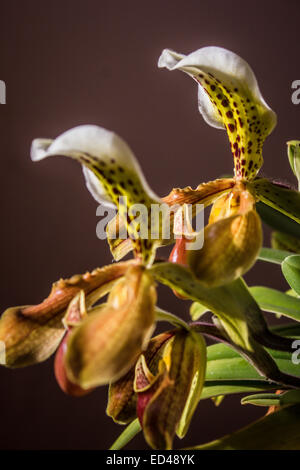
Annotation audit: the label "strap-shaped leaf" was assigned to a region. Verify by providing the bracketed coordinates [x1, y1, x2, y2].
[272, 231, 300, 254]
[108, 323, 300, 450]
[258, 247, 292, 265]
[241, 390, 300, 407]
[282, 254, 300, 296]
[190, 302, 209, 320]
[201, 380, 276, 401]
[150, 262, 250, 349]
[155, 307, 190, 330]
[249, 286, 300, 322]
[150, 262, 278, 353]
[253, 178, 300, 225]
[205, 342, 300, 381]
[109, 378, 278, 450]
[257, 201, 300, 238]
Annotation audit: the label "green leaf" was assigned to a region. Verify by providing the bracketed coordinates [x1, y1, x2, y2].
[258, 247, 292, 265]
[176, 331, 207, 439]
[205, 342, 300, 381]
[282, 255, 300, 296]
[150, 262, 258, 351]
[241, 390, 300, 407]
[281, 389, 300, 405]
[190, 302, 209, 320]
[109, 418, 141, 450]
[109, 323, 300, 450]
[254, 179, 300, 225]
[200, 323, 300, 400]
[287, 140, 300, 190]
[211, 395, 225, 406]
[271, 323, 300, 336]
[241, 392, 281, 407]
[256, 201, 300, 238]
[285, 288, 299, 298]
[249, 286, 300, 322]
[271, 231, 300, 254]
[151, 262, 298, 380]
[201, 380, 276, 400]
[155, 307, 190, 330]
[188, 405, 300, 449]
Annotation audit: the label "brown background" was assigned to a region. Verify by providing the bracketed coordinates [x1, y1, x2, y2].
[0, 0, 300, 450]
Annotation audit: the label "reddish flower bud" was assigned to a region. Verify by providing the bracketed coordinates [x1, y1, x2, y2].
[169, 237, 189, 299]
[54, 291, 93, 397]
[54, 331, 91, 397]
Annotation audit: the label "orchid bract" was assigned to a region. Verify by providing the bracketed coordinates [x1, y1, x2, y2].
[2, 46, 300, 450]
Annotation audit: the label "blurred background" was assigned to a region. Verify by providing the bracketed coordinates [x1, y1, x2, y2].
[0, 0, 300, 450]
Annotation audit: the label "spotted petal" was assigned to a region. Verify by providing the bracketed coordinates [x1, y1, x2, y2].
[106, 178, 235, 260]
[31, 125, 162, 265]
[158, 47, 277, 180]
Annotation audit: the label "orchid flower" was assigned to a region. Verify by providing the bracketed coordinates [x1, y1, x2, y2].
[1, 124, 171, 389]
[2, 46, 300, 451]
[1, 124, 207, 399]
[107, 329, 206, 449]
[157, 46, 300, 286]
[31, 125, 165, 267]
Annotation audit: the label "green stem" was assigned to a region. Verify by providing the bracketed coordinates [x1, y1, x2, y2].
[155, 307, 190, 330]
[109, 419, 141, 450]
[190, 321, 300, 389]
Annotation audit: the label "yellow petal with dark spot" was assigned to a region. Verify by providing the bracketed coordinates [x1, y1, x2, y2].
[159, 47, 276, 180]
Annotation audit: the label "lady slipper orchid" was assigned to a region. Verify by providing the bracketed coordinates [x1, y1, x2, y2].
[158, 46, 300, 286]
[1, 125, 171, 391]
[107, 331, 175, 425]
[107, 329, 206, 450]
[31, 125, 162, 267]
[158, 46, 277, 180]
[2, 45, 300, 451]
[0, 261, 132, 368]
[134, 329, 206, 449]
[65, 264, 157, 388]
